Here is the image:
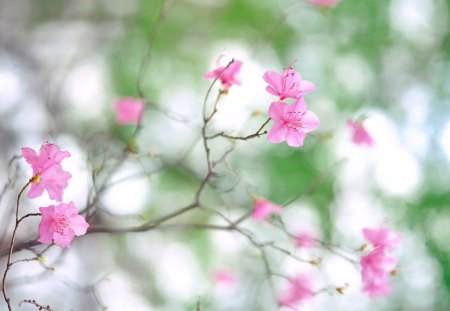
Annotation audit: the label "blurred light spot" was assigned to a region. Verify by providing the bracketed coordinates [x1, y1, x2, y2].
[374, 146, 421, 196]
[440, 120, 450, 161]
[102, 163, 149, 215]
[64, 59, 107, 117]
[334, 54, 372, 95]
[154, 243, 203, 301]
[0, 69, 22, 112]
[389, 0, 434, 44]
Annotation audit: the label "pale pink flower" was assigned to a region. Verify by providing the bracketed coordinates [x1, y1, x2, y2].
[347, 120, 374, 147]
[360, 249, 397, 297]
[267, 99, 320, 147]
[363, 227, 400, 250]
[252, 198, 282, 221]
[38, 202, 89, 248]
[309, 0, 340, 8]
[213, 270, 237, 287]
[113, 97, 145, 125]
[263, 66, 315, 100]
[278, 274, 314, 307]
[296, 231, 316, 248]
[22, 143, 72, 202]
[203, 58, 243, 91]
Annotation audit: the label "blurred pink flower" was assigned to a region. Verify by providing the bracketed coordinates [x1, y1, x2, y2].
[22, 143, 72, 202]
[347, 120, 374, 147]
[278, 274, 314, 307]
[113, 97, 145, 125]
[363, 227, 400, 250]
[295, 231, 316, 248]
[263, 66, 315, 100]
[38, 202, 89, 248]
[309, 0, 340, 7]
[213, 270, 237, 287]
[252, 198, 282, 221]
[360, 249, 397, 297]
[267, 99, 320, 147]
[203, 58, 243, 91]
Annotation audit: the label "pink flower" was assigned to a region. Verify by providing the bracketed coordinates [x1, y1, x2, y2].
[22, 143, 72, 202]
[252, 198, 282, 221]
[309, 0, 340, 7]
[296, 231, 316, 248]
[267, 99, 320, 147]
[38, 202, 89, 248]
[203, 58, 243, 92]
[213, 270, 237, 287]
[263, 66, 315, 101]
[360, 249, 397, 297]
[363, 227, 400, 250]
[278, 274, 314, 307]
[347, 120, 374, 147]
[113, 97, 145, 125]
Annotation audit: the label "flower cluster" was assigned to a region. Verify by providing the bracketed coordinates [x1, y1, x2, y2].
[360, 227, 400, 297]
[252, 197, 282, 221]
[308, 0, 340, 8]
[23, 143, 89, 248]
[278, 274, 314, 308]
[113, 97, 145, 125]
[347, 119, 374, 147]
[22, 143, 71, 202]
[203, 56, 243, 93]
[263, 65, 320, 147]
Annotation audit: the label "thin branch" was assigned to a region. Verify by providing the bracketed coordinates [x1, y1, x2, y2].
[2, 181, 31, 311]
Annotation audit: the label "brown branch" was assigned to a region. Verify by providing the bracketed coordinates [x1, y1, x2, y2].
[206, 118, 270, 141]
[19, 299, 53, 311]
[2, 181, 31, 311]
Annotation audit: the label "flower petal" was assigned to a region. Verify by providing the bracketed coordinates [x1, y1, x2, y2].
[268, 101, 289, 121]
[69, 215, 89, 236]
[53, 230, 75, 248]
[301, 111, 320, 132]
[263, 71, 282, 95]
[27, 183, 45, 199]
[286, 130, 306, 147]
[267, 122, 288, 144]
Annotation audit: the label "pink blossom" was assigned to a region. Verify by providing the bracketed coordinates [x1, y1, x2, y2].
[213, 270, 236, 287]
[263, 66, 315, 100]
[295, 231, 316, 248]
[38, 202, 89, 248]
[363, 227, 400, 250]
[360, 249, 397, 297]
[113, 97, 145, 125]
[347, 120, 374, 147]
[22, 143, 72, 202]
[278, 274, 314, 307]
[252, 198, 282, 221]
[203, 58, 243, 91]
[267, 99, 320, 147]
[309, 0, 340, 7]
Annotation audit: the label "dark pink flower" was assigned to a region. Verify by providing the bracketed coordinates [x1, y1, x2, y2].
[22, 143, 72, 202]
[203, 58, 243, 92]
[113, 97, 145, 125]
[252, 198, 282, 221]
[267, 99, 320, 147]
[309, 0, 340, 7]
[363, 227, 400, 250]
[278, 274, 314, 307]
[295, 231, 316, 248]
[263, 66, 315, 101]
[38, 202, 89, 248]
[360, 249, 397, 297]
[347, 120, 374, 147]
